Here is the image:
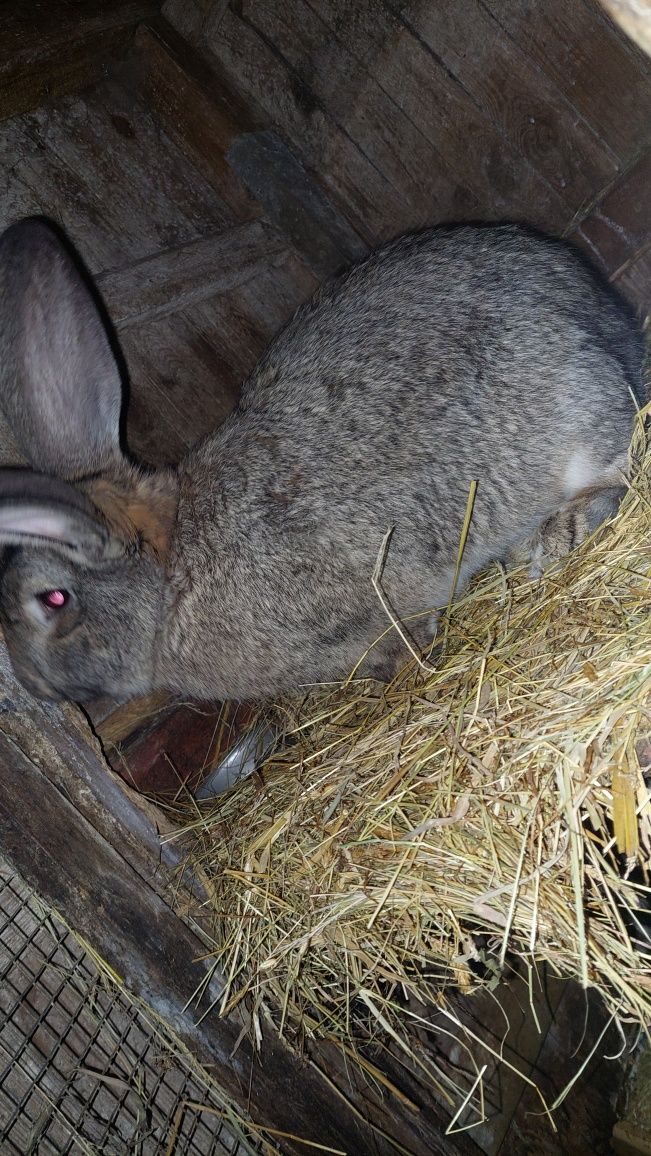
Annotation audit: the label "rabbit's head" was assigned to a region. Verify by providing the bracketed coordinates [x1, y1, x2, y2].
[0, 218, 177, 702]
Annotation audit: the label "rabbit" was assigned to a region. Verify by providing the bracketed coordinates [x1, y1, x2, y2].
[507, 486, 629, 577]
[0, 216, 643, 704]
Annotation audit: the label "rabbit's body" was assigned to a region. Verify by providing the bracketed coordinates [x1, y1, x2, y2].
[0, 220, 643, 703]
[156, 226, 641, 698]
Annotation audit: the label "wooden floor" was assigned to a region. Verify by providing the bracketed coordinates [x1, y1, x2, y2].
[0, 1, 649, 1152]
[162, 0, 651, 314]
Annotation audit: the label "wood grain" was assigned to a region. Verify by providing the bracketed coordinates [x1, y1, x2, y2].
[394, 0, 618, 210]
[139, 18, 368, 276]
[180, 0, 651, 246]
[235, 0, 482, 227]
[570, 151, 651, 276]
[306, 0, 571, 230]
[0, 736, 382, 1155]
[0, 79, 236, 273]
[0, 646, 182, 898]
[503, 981, 633, 1154]
[613, 248, 651, 318]
[481, 0, 651, 166]
[226, 128, 370, 276]
[0, 0, 159, 122]
[88, 689, 174, 743]
[137, 20, 261, 219]
[196, 2, 417, 241]
[161, 0, 218, 43]
[97, 220, 293, 328]
[118, 241, 317, 463]
[567, 149, 651, 314]
[439, 972, 567, 1151]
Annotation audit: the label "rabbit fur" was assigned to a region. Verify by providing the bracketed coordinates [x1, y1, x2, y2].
[0, 217, 643, 703]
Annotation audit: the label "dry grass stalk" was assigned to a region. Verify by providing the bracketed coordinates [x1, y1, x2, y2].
[168, 419, 651, 1127]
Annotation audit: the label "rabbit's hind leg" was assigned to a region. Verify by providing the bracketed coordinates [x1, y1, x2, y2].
[508, 485, 626, 579]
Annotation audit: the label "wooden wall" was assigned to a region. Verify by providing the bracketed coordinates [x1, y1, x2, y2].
[162, 0, 651, 318]
[0, 6, 320, 470]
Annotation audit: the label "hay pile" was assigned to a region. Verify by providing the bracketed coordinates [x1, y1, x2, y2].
[169, 420, 651, 1115]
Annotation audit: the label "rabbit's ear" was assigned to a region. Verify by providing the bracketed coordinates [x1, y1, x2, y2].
[0, 217, 123, 478]
[0, 469, 121, 565]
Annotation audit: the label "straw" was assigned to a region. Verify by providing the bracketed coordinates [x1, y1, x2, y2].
[164, 416, 651, 1130]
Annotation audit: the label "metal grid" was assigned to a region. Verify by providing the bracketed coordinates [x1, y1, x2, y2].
[0, 857, 261, 1155]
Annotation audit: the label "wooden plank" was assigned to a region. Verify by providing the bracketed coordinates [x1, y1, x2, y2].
[121, 366, 193, 465]
[119, 311, 238, 459]
[569, 151, 651, 276]
[96, 220, 294, 328]
[84, 239, 312, 469]
[0, 0, 160, 122]
[0, 646, 183, 898]
[226, 129, 370, 276]
[121, 248, 316, 465]
[194, 2, 421, 242]
[310, 0, 616, 216]
[612, 248, 651, 318]
[613, 1046, 651, 1155]
[462, 980, 567, 1152]
[136, 20, 261, 220]
[351, 968, 628, 1155]
[0, 80, 236, 274]
[392, 972, 567, 1153]
[220, 250, 320, 343]
[305, 1033, 484, 1156]
[161, 0, 218, 43]
[481, 0, 651, 167]
[503, 981, 634, 1155]
[138, 20, 367, 277]
[90, 690, 176, 745]
[614, 1121, 651, 1156]
[304, 0, 569, 230]
[120, 250, 312, 458]
[0, 737, 383, 1155]
[232, 0, 486, 228]
[565, 149, 651, 314]
[118, 241, 317, 463]
[0, 0, 159, 68]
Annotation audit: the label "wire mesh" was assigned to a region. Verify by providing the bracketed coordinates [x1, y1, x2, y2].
[0, 857, 263, 1155]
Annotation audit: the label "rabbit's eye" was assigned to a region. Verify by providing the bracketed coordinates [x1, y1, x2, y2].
[38, 589, 69, 610]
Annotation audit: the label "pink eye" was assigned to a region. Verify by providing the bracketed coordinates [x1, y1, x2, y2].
[38, 589, 69, 610]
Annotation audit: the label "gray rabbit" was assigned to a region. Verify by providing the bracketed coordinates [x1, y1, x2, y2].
[0, 218, 643, 703]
